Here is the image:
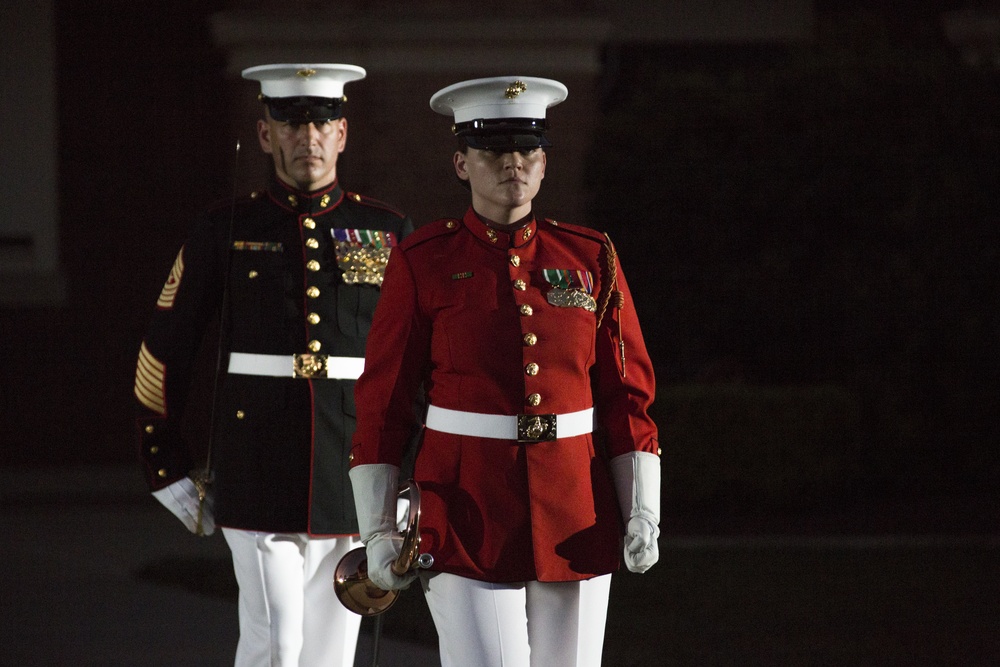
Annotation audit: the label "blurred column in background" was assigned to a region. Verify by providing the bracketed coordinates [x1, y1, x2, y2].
[943, 4, 1000, 68]
[0, 0, 64, 306]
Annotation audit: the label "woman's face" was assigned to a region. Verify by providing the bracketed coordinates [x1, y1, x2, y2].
[454, 147, 546, 224]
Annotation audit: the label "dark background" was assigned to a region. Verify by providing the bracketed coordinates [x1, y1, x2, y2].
[1, 0, 997, 524]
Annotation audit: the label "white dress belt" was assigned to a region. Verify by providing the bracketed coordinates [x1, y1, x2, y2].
[227, 352, 365, 380]
[425, 405, 594, 443]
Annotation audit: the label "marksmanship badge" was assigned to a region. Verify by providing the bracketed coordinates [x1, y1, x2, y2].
[542, 268, 596, 312]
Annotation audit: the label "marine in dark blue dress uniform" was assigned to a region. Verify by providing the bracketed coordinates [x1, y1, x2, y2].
[133, 63, 412, 667]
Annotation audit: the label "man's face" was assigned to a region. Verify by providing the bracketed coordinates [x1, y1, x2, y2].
[454, 146, 546, 223]
[257, 110, 347, 192]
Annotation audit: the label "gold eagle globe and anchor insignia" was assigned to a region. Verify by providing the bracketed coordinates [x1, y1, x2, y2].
[505, 80, 527, 98]
[517, 414, 558, 443]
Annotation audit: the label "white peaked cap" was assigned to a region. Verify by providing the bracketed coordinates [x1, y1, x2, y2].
[430, 76, 568, 123]
[242, 63, 367, 99]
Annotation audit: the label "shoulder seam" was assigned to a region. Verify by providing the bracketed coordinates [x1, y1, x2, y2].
[205, 190, 260, 214]
[401, 218, 460, 249]
[345, 191, 407, 219]
[544, 218, 606, 243]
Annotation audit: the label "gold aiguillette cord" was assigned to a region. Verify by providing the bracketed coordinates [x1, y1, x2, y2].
[597, 233, 626, 378]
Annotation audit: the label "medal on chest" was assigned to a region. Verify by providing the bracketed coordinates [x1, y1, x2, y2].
[332, 229, 398, 286]
[542, 268, 597, 312]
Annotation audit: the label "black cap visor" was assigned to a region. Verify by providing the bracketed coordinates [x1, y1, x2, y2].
[264, 96, 343, 122]
[455, 118, 551, 151]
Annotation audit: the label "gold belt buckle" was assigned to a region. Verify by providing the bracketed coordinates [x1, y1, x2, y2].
[517, 414, 557, 443]
[293, 353, 327, 378]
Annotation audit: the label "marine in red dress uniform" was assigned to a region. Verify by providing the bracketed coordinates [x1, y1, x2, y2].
[352, 207, 657, 581]
[349, 76, 662, 667]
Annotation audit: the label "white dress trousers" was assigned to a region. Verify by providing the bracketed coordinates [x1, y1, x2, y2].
[223, 529, 363, 667]
[421, 572, 613, 667]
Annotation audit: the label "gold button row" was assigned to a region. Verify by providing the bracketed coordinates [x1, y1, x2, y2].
[302, 222, 322, 339]
[513, 253, 539, 397]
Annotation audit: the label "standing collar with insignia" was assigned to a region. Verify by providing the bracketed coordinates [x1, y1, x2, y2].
[463, 207, 538, 249]
[268, 178, 344, 215]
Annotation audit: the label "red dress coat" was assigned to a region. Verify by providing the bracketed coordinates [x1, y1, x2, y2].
[351, 208, 658, 582]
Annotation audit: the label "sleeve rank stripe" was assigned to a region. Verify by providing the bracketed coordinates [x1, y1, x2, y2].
[156, 247, 185, 310]
[135, 342, 167, 415]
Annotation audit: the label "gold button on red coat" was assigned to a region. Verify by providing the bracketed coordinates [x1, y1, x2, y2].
[520, 304, 533, 316]
[513, 279, 527, 291]
[526, 393, 541, 406]
[523, 333, 537, 346]
[525, 363, 539, 376]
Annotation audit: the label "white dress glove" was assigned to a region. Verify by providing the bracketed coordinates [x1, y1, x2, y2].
[349, 464, 418, 591]
[610, 451, 661, 573]
[152, 476, 215, 536]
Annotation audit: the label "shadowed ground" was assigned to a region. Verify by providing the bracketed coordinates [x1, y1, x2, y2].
[1, 467, 997, 666]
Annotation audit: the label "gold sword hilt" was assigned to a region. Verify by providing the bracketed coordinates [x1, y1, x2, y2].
[191, 469, 211, 537]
